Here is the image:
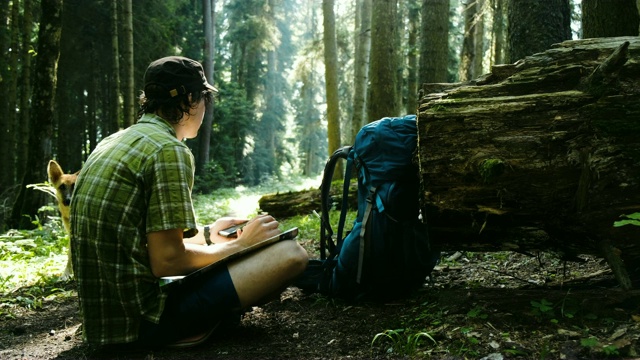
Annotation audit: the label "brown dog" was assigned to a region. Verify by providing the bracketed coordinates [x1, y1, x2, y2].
[47, 160, 79, 280]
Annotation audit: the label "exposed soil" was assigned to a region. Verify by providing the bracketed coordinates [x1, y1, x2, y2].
[2, 249, 640, 360]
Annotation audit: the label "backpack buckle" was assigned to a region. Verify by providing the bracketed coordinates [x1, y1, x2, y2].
[366, 187, 375, 203]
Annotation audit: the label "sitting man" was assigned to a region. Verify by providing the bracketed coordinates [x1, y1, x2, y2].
[70, 56, 308, 348]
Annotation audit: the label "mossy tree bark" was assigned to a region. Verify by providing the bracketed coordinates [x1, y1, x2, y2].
[417, 37, 640, 288]
[10, 0, 63, 229]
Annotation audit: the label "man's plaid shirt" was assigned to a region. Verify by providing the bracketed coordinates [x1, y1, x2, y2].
[70, 114, 198, 344]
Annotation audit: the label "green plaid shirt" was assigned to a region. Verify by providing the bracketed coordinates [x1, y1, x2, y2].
[70, 114, 198, 345]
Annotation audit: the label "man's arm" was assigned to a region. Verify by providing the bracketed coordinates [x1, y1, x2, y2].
[183, 217, 249, 245]
[147, 214, 281, 277]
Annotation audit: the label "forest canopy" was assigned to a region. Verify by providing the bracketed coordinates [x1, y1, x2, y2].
[1, 0, 639, 230]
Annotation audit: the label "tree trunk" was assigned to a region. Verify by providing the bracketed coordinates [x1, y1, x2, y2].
[419, 0, 450, 84]
[405, 1, 419, 115]
[255, 0, 282, 178]
[0, 1, 9, 196]
[322, 0, 342, 178]
[458, 0, 476, 82]
[88, 70, 98, 155]
[491, 0, 505, 65]
[473, 0, 485, 77]
[395, 0, 405, 111]
[121, 0, 135, 128]
[351, 0, 371, 142]
[198, 0, 215, 176]
[56, 3, 86, 171]
[298, 4, 323, 178]
[11, 0, 63, 229]
[6, 0, 20, 187]
[507, 0, 571, 63]
[582, 0, 639, 38]
[18, 0, 34, 185]
[417, 37, 640, 288]
[368, 0, 399, 121]
[110, 0, 121, 134]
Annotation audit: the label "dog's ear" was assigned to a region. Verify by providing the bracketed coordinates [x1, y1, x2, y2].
[48, 160, 64, 183]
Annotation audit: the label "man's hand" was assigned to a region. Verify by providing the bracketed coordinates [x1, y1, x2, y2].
[210, 217, 249, 242]
[235, 214, 281, 246]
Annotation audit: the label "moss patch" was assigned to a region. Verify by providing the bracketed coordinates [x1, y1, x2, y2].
[478, 158, 505, 183]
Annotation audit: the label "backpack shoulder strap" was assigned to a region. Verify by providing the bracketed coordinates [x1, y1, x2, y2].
[320, 146, 352, 260]
[335, 151, 354, 250]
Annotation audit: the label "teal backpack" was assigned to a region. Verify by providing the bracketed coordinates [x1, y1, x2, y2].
[299, 115, 440, 301]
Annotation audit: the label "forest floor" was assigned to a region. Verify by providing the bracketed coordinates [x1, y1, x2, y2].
[1, 246, 640, 360]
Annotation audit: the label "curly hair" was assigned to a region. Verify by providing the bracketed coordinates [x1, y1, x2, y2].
[137, 86, 213, 124]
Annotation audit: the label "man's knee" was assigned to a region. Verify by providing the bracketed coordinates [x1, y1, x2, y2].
[281, 241, 309, 275]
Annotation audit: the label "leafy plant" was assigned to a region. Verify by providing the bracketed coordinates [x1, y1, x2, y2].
[0, 274, 15, 289]
[559, 290, 579, 319]
[584, 313, 600, 325]
[14, 295, 43, 310]
[613, 212, 640, 227]
[371, 328, 436, 356]
[460, 326, 473, 334]
[504, 348, 529, 356]
[531, 298, 561, 323]
[531, 299, 554, 314]
[579, 337, 620, 357]
[451, 329, 481, 358]
[467, 306, 488, 320]
[26, 182, 57, 199]
[580, 337, 599, 348]
[407, 301, 444, 327]
[602, 344, 619, 356]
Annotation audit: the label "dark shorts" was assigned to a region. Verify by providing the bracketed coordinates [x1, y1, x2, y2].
[137, 266, 241, 347]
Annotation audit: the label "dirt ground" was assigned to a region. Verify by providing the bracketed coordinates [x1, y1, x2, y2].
[1, 249, 639, 360]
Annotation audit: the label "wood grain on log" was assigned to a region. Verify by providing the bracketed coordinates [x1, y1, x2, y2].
[417, 37, 640, 286]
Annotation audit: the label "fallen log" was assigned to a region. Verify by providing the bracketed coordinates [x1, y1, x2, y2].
[417, 37, 640, 288]
[258, 181, 357, 218]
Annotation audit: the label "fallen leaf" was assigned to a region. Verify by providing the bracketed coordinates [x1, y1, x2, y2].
[557, 329, 581, 337]
[608, 326, 627, 341]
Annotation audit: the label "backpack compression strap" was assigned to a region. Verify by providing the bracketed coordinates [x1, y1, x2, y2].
[349, 151, 375, 285]
[356, 185, 375, 284]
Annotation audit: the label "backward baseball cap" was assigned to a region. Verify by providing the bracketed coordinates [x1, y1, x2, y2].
[144, 56, 218, 99]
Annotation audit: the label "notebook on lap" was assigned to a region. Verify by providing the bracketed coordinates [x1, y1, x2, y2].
[159, 227, 299, 290]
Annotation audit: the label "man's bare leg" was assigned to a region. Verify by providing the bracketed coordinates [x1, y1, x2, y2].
[227, 240, 308, 308]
